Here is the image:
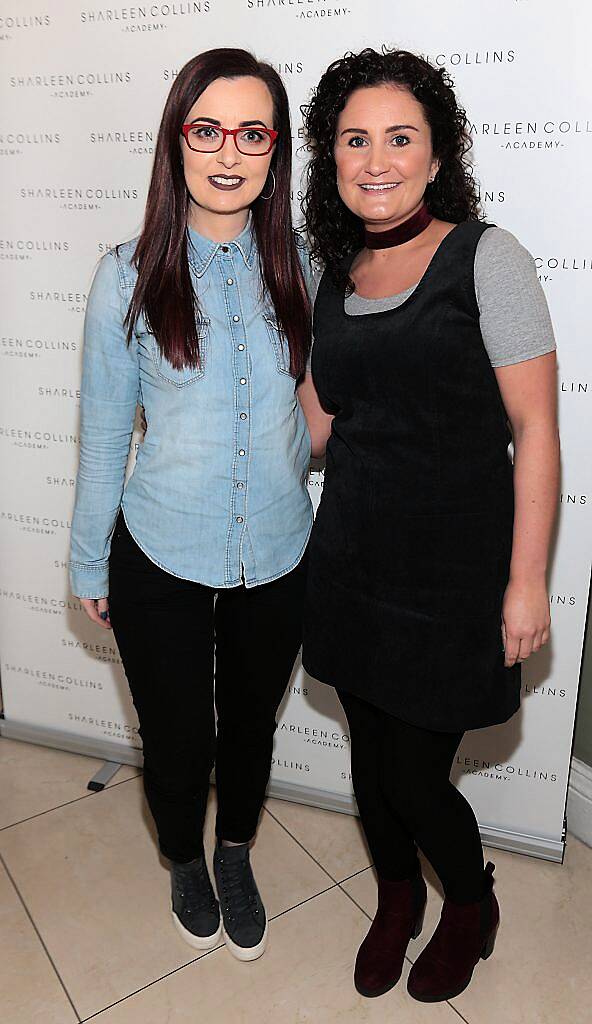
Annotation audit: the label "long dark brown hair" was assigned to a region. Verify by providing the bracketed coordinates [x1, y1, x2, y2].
[124, 48, 310, 377]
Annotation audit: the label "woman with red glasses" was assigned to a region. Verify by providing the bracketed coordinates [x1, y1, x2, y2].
[69, 49, 312, 962]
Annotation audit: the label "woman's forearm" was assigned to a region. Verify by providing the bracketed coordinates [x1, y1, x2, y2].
[508, 422, 560, 583]
[297, 372, 334, 458]
[69, 253, 140, 598]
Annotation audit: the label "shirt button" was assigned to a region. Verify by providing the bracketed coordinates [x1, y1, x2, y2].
[240, 377, 247, 385]
[239, 412, 247, 420]
[238, 449, 246, 456]
[236, 481, 244, 489]
[233, 315, 240, 323]
[227, 278, 234, 285]
[221, 245, 229, 253]
[236, 516, 244, 524]
[237, 344, 245, 351]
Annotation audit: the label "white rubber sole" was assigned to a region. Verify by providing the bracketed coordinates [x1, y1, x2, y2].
[171, 910, 223, 950]
[222, 919, 269, 962]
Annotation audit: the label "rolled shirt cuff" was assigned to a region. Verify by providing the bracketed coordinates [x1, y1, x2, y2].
[69, 561, 109, 600]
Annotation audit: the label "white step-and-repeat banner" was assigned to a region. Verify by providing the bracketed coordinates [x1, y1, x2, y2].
[0, 1, 590, 860]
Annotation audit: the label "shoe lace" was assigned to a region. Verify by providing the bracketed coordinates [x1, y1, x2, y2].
[176, 861, 217, 914]
[218, 857, 259, 921]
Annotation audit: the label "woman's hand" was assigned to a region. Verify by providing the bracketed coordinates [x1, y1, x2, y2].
[297, 372, 334, 459]
[79, 597, 111, 630]
[501, 578, 550, 667]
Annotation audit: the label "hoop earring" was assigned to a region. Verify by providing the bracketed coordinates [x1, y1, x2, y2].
[260, 169, 276, 201]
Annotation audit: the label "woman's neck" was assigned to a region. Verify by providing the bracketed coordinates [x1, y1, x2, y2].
[188, 205, 250, 243]
[364, 202, 432, 251]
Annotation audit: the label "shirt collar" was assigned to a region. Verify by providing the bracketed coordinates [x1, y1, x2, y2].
[187, 216, 256, 277]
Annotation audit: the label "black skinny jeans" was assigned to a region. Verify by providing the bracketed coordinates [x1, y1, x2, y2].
[108, 515, 307, 863]
[338, 690, 485, 904]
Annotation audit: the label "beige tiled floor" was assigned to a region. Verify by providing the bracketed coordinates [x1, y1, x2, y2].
[1, 737, 590, 1024]
[0, 738, 141, 830]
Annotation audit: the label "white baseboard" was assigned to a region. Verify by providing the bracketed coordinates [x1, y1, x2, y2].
[567, 757, 592, 848]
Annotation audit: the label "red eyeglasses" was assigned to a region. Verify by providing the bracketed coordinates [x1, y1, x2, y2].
[181, 123, 278, 156]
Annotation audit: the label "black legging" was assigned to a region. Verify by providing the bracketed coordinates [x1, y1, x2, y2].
[338, 690, 484, 904]
[108, 514, 307, 863]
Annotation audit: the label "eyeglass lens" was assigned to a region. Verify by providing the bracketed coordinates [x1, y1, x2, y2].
[186, 125, 272, 154]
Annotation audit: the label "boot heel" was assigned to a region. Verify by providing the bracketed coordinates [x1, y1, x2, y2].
[412, 902, 426, 940]
[481, 923, 498, 960]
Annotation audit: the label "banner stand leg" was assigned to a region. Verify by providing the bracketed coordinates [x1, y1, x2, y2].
[87, 762, 122, 792]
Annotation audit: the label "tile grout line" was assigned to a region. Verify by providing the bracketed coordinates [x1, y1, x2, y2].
[0, 850, 82, 1023]
[336, 880, 373, 922]
[79, 944, 224, 1023]
[263, 806, 375, 889]
[0, 772, 143, 833]
[338, 864, 374, 886]
[446, 1005, 472, 1024]
[268, 882, 338, 924]
[79, 883, 340, 1023]
[262, 805, 342, 885]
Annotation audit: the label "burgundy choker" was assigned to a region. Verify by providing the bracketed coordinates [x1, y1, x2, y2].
[364, 203, 433, 250]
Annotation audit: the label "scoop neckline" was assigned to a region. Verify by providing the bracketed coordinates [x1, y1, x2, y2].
[343, 222, 462, 319]
[346, 281, 416, 308]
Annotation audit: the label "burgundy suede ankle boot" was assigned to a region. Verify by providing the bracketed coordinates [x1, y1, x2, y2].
[407, 861, 499, 1002]
[354, 870, 427, 998]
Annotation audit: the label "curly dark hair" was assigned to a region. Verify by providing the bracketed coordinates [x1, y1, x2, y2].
[302, 47, 482, 275]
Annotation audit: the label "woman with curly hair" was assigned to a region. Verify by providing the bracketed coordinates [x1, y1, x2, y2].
[298, 48, 559, 1002]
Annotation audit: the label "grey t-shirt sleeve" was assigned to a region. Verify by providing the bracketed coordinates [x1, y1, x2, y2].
[475, 226, 556, 367]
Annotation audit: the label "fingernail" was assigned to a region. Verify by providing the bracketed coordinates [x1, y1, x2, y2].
[99, 611, 109, 621]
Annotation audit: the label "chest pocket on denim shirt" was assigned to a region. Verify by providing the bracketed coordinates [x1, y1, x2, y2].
[146, 316, 210, 387]
[263, 313, 292, 376]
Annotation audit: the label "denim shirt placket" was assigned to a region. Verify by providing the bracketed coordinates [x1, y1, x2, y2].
[218, 243, 251, 584]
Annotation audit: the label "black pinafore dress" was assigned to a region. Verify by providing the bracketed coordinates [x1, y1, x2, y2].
[302, 221, 521, 732]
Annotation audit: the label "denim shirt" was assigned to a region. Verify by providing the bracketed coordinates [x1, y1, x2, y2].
[69, 220, 313, 598]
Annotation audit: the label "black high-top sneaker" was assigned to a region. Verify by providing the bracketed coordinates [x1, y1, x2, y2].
[213, 842, 268, 961]
[170, 856, 222, 950]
